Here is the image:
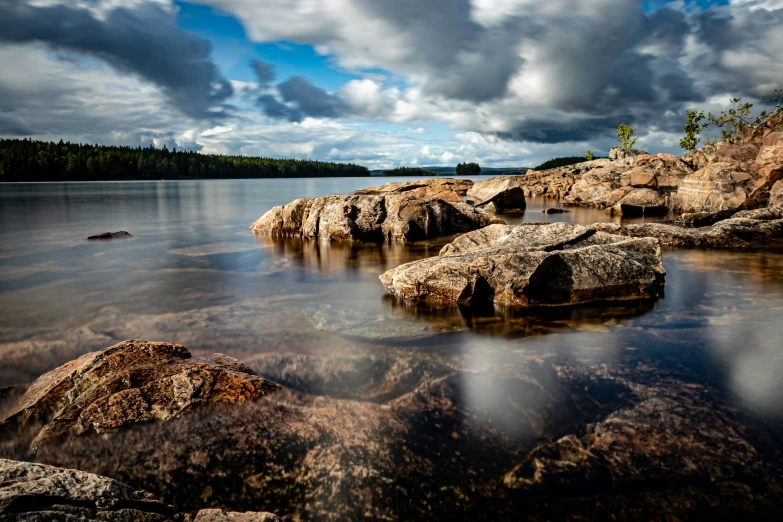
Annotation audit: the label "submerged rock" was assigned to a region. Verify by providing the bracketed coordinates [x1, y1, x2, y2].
[250, 194, 502, 243]
[594, 218, 783, 248]
[380, 223, 665, 307]
[87, 231, 133, 240]
[466, 176, 527, 212]
[0, 340, 279, 448]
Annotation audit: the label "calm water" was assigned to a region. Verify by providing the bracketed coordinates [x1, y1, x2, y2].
[2, 178, 783, 516]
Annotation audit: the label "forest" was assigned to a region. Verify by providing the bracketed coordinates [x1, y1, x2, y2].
[0, 139, 371, 181]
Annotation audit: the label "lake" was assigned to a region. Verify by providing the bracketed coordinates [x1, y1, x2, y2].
[2, 178, 783, 519]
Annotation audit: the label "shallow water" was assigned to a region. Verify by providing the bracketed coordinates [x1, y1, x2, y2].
[2, 178, 783, 518]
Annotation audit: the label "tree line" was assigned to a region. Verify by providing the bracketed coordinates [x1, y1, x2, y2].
[0, 139, 370, 181]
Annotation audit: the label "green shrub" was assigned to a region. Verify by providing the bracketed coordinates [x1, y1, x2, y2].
[616, 122, 639, 150]
[680, 109, 708, 150]
[707, 89, 782, 142]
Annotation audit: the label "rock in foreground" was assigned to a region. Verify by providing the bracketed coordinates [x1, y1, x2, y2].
[0, 340, 279, 448]
[0, 459, 283, 521]
[250, 194, 502, 243]
[380, 223, 665, 307]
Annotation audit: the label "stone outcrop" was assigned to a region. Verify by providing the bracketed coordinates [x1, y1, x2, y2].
[380, 223, 665, 307]
[250, 194, 503, 243]
[609, 146, 649, 162]
[0, 340, 279, 448]
[594, 218, 783, 248]
[0, 459, 283, 521]
[511, 113, 783, 218]
[465, 176, 526, 212]
[88, 231, 133, 240]
[351, 177, 473, 198]
[770, 180, 783, 207]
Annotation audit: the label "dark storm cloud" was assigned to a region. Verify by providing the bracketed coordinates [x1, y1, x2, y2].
[0, 113, 35, 135]
[0, 0, 232, 119]
[251, 59, 275, 85]
[251, 60, 345, 122]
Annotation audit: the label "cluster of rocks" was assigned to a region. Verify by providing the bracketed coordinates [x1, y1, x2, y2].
[513, 112, 783, 218]
[250, 180, 503, 243]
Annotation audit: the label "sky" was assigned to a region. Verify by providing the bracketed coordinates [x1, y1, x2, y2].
[0, 0, 781, 169]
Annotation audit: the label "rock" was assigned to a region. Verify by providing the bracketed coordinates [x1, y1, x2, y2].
[0, 340, 279, 448]
[714, 142, 761, 163]
[466, 176, 526, 212]
[757, 131, 783, 163]
[594, 218, 783, 248]
[770, 180, 783, 207]
[193, 509, 283, 521]
[679, 210, 734, 227]
[0, 459, 285, 522]
[609, 146, 648, 162]
[625, 169, 657, 188]
[612, 188, 668, 216]
[543, 207, 569, 214]
[674, 161, 779, 213]
[379, 223, 665, 307]
[250, 194, 503, 243]
[352, 177, 473, 198]
[87, 231, 133, 240]
[0, 458, 177, 521]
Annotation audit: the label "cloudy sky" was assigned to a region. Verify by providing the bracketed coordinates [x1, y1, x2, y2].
[0, 0, 781, 169]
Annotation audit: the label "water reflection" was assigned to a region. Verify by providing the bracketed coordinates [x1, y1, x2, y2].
[2, 180, 783, 518]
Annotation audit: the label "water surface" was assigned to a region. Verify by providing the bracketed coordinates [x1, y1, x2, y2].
[1, 178, 783, 518]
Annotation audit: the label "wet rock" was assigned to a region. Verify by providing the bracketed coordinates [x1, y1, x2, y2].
[543, 208, 569, 214]
[352, 177, 473, 197]
[87, 231, 133, 240]
[250, 194, 502, 243]
[594, 218, 783, 248]
[679, 210, 735, 227]
[380, 223, 665, 307]
[0, 458, 178, 521]
[0, 340, 279, 448]
[503, 379, 783, 519]
[466, 176, 527, 212]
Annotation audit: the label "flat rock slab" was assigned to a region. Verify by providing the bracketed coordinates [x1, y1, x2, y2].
[594, 218, 783, 248]
[87, 231, 133, 240]
[352, 177, 473, 198]
[380, 223, 666, 307]
[250, 194, 503, 243]
[0, 340, 279, 448]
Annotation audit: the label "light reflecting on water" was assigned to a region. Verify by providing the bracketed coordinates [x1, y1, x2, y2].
[1, 179, 783, 447]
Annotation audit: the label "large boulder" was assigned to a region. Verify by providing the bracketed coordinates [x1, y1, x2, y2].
[0, 459, 283, 522]
[380, 223, 665, 307]
[0, 340, 279, 448]
[594, 218, 783, 248]
[466, 176, 526, 212]
[250, 194, 503, 243]
[770, 180, 783, 207]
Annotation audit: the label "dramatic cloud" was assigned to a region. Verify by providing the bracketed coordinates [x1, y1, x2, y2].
[198, 0, 782, 145]
[0, 0, 232, 119]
